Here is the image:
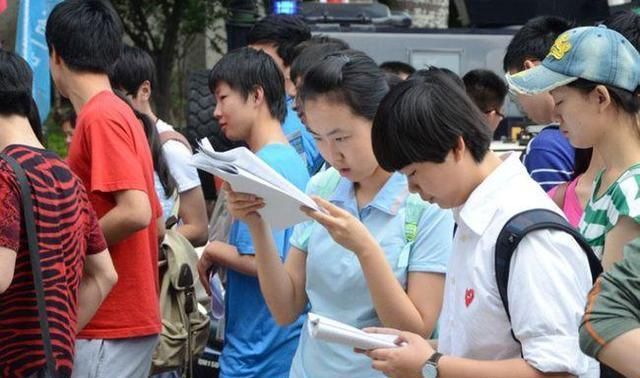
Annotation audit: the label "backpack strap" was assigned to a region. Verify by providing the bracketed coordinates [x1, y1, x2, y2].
[404, 194, 426, 244]
[313, 167, 341, 200]
[495, 209, 603, 342]
[159, 130, 193, 153]
[0, 153, 58, 378]
[397, 193, 428, 270]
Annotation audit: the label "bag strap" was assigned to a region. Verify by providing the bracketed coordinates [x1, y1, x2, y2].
[0, 153, 57, 377]
[495, 208, 603, 342]
[404, 194, 426, 244]
[159, 130, 193, 153]
[313, 167, 342, 199]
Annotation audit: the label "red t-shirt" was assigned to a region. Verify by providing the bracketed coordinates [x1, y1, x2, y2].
[68, 91, 162, 339]
[0, 145, 107, 377]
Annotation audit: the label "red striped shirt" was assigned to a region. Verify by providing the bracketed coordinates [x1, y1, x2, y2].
[0, 145, 107, 378]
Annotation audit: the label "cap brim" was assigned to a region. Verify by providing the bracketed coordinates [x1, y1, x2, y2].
[506, 65, 578, 95]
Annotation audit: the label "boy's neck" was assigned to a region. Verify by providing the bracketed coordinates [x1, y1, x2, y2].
[246, 116, 288, 152]
[463, 151, 503, 202]
[64, 72, 113, 114]
[0, 116, 45, 151]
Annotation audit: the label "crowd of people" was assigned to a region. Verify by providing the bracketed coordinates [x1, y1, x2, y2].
[0, 0, 639, 377]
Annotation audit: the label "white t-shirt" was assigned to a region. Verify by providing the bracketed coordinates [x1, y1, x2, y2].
[155, 119, 201, 219]
[438, 153, 598, 377]
[156, 119, 200, 193]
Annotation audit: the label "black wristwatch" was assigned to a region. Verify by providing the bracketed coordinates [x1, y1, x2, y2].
[421, 352, 443, 378]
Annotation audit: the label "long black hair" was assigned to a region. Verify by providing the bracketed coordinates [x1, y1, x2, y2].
[114, 90, 176, 197]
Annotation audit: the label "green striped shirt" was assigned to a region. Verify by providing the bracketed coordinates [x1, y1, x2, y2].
[579, 164, 640, 259]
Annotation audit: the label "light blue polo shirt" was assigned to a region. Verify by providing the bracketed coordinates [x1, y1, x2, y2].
[288, 172, 454, 378]
[220, 143, 310, 378]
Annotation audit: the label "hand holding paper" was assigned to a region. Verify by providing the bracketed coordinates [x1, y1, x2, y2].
[190, 138, 319, 230]
[223, 182, 265, 225]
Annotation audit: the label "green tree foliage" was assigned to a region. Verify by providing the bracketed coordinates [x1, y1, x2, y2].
[111, 0, 225, 122]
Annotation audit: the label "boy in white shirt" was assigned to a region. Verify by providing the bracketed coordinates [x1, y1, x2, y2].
[364, 69, 597, 378]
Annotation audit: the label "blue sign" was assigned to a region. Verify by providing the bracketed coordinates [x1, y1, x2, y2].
[274, 0, 298, 15]
[15, 0, 61, 123]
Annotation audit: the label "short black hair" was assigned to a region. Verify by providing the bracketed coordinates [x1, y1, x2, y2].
[290, 41, 349, 84]
[503, 16, 574, 72]
[208, 47, 286, 123]
[604, 10, 640, 51]
[379, 61, 416, 77]
[291, 35, 350, 61]
[0, 49, 33, 117]
[110, 44, 157, 96]
[409, 66, 465, 89]
[46, 0, 123, 73]
[372, 68, 492, 172]
[384, 72, 404, 88]
[247, 15, 311, 67]
[0, 50, 44, 142]
[299, 49, 389, 121]
[462, 69, 508, 113]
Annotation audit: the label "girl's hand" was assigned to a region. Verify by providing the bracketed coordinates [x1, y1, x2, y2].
[302, 196, 377, 256]
[223, 182, 265, 226]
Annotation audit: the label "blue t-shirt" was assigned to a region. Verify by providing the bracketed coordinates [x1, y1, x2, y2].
[282, 97, 324, 175]
[521, 125, 575, 191]
[221, 143, 310, 378]
[288, 172, 454, 377]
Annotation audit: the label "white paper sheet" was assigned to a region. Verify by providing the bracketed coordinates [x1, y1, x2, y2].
[190, 139, 320, 230]
[307, 313, 400, 350]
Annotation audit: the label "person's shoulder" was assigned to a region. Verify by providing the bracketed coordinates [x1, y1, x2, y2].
[607, 165, 640, 208]
[155, 119, 175, 133]
[261, 144, 310, 186]
[78, 91, 137, 127]
[529, 125, 572, 150]
[260, 144, 305, 168]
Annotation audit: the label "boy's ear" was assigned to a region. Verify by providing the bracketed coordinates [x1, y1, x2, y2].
[523, 59, 540, 70]
[50, 47, 63, 66]
[250, 85, 265, 107]
[452, 136, 466, 162]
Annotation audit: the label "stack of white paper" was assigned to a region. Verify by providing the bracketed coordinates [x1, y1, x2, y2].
[307, 313, 400, 350]
[190, 139, 320, 230]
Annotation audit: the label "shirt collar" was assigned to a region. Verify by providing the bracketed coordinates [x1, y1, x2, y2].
[453, 153, 525, 235]
[330, 172, 409, 216]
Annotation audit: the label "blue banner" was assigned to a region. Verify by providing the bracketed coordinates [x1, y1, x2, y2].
[15, 0, 61, 123]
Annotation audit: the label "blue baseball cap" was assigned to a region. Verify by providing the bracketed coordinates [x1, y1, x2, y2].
[506, 25, 640, 95]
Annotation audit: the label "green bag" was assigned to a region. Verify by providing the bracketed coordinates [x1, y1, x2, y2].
[151, 224, 211, 377]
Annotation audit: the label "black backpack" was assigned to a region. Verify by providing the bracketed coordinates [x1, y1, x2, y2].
[494, 209, 625, 378]
[495, 208, 602, 328]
